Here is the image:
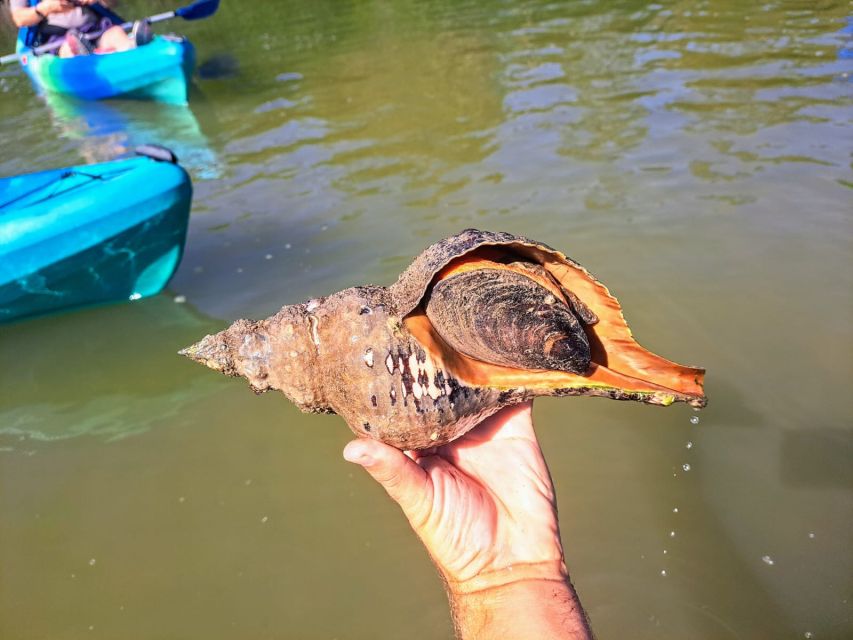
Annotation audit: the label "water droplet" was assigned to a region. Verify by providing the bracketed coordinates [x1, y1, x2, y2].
[669, 531, 676, 538]
[285, 243, 292, 249]
[88, 558, 96, 566]
[808, 532, 815, 539]
[762, 555, 775, 566]
[178, 496, 186, 503]
[686, 441, 693, 449]
[244, 479, 253, 486]
[236, 267, 243, 273]
[71, 573, 76, 579]
[89, 625, 94, 631]
[690, 416, 700, 425]
[260, 516, 269, 524]
[128, 292, 142, 301]
[265, 254, 273, 260]
[663, 549, 668, 555]
[173, 295, 187, 304]
[673, 507, 679, 513]
[682, 463, 691, 472]
[660, 569, 667, 576]
[804, 632, 813, 639]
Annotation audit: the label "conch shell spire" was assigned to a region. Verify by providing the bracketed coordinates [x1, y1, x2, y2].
[181, 307, 330, 413]
[179, 330, 238, 376]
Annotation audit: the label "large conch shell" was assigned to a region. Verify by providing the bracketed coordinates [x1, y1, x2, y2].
[181, 229, 706, 449]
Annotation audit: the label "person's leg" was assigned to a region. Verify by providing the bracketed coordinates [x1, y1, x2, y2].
[97, 25, 135, 53]
[61, 31, 95, 57]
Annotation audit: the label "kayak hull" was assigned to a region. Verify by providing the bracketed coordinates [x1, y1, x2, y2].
[16, 34, 195, 105]
[0, 154, 192, 323]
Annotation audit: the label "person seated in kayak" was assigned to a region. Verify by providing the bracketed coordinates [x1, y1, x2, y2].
[9, 0, 152, 57]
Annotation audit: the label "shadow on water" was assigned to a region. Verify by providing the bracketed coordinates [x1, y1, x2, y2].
[538, 396, 793, 640]
[781, 429, 853, 489]
[692, 380, 853, 639]
[0, 296, 225, 446]
[196, 53, 240, 79]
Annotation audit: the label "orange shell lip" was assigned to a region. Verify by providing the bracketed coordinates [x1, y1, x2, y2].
[412, 251, 706, 408]
[404, 312, 705, 407]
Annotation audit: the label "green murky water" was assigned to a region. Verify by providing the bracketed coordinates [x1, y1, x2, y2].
[1, 1, 852, 638]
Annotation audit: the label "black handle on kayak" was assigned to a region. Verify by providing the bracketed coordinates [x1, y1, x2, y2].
[0, 0, 219, 64]
[135, 145, 179, 164]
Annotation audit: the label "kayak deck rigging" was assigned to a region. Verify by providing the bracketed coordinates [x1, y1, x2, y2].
[0, 153, 193, 322]
[0, 170, 115, 211]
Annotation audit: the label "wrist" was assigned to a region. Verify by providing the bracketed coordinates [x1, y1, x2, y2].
[448, 577, 592, 640]
[34, 3, 47, 18]
[444, 558, 569, 596]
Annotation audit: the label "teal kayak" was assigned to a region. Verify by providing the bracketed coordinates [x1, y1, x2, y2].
[16, 34, 196, 105]
[0, 148, 192, 323]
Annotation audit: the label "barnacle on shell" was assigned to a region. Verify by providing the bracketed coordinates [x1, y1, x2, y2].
[181, 229, 706, 449]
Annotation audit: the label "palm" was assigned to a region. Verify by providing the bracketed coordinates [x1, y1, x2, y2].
[402, 403, 566, 585]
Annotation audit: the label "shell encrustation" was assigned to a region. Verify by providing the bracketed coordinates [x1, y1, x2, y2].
[181, 229, 706, 449]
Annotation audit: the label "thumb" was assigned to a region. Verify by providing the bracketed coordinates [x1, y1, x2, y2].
[343, 438, 432, 521]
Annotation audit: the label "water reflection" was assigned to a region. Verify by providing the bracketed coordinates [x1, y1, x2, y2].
[0, 296, 224, 447]
[43, 95, 223, 180]
[220, 12, 507, 204]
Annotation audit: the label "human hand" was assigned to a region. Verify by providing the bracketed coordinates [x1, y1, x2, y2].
[344, 401, 566, 589]
[343, 401, 592, 639]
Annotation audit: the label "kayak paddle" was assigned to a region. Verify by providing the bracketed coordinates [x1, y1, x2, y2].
[0, 0, 220, 64]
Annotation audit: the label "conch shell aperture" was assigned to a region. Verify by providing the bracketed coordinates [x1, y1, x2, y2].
[181, 229, 706, 449]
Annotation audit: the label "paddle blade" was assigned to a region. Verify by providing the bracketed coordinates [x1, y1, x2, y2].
[175, 0, 220, 21]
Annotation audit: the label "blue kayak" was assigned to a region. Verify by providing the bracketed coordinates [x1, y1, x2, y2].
[10, 1, 220, 104]
[16, 32, 196, 105]
[0, 148, 192, 323]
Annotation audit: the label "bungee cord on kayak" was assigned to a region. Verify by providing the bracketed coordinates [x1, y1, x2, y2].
[0, 169, 105, 210]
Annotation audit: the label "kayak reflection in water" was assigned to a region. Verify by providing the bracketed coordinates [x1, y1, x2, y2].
[9, 0, 151, 58]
